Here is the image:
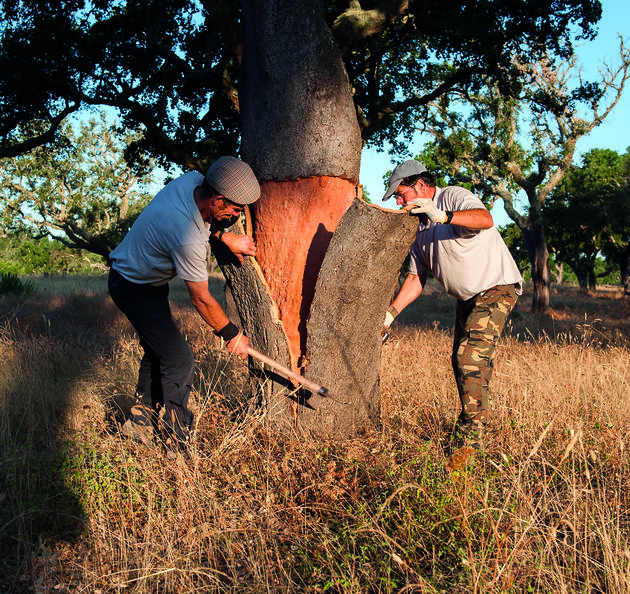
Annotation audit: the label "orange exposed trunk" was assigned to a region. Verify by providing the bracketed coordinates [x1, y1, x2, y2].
[252, 177, 355, 368]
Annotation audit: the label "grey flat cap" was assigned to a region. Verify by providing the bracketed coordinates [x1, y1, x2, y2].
[206, 156, 261, 205]
[382, 159, 427, 201]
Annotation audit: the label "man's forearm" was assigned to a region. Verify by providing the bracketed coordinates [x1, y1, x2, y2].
[186, 280, 230, 330]
[391, 273, 424, 314]
[449, 208, 493, 229]
[192, 296, 230, 332]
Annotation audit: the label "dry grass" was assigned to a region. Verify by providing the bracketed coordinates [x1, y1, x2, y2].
[0, 275, 629, 593]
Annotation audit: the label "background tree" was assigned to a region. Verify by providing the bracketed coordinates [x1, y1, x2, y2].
[0, 0, 605, 435]
[0, 233, 104, 275]
[601, 175, 630, 295]
[416, 40, 630, 311]
[545, 147, 630, 291]
[0, 113, 155, 262]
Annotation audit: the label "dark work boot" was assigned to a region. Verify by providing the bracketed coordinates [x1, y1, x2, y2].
[121, 404, 156, 447]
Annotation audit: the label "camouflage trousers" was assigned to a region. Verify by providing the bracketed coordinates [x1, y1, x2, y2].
[452, 283, 519, 428]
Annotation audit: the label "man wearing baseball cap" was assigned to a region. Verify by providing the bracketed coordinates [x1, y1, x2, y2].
[382, 160, 522, 454]
[108, 156, 260, 458]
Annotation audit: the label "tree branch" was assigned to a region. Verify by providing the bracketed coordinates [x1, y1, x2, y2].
[0, 104, 79, 158]
[332, 0, 409, 57]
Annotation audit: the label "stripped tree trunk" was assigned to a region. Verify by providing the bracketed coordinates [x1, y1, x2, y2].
[211, 0, 418, 436]
[215, 199, 417, 436]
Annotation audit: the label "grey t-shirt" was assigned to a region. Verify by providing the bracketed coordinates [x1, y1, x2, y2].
[408, 186, 522, 301]
[109, 172, 211, 285]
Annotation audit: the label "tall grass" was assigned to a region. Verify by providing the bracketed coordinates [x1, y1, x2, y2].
[0, 276, 628, 592]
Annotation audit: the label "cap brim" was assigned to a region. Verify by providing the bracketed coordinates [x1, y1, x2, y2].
[382, 175, 404, 201]
[382, 186, 397, 201]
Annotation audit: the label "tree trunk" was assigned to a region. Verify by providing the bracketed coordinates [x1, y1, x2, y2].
[215, 202, 418, 436]
[620, 245, 630, 296]
[520, 222, 551, 311]
[571, 258, 596, 291]
[588, 265, 596, 291]
[229, 0, 415, 436]
[575, 267, 588, 290]
[532, 223, 551, 311]
[526, 194, 551, 312]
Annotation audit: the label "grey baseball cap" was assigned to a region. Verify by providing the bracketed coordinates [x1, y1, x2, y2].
[206, 156, 261, 205]
[382, 159, 427, 201]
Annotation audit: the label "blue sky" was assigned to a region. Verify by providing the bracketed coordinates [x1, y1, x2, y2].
[359, 0, 630, 223]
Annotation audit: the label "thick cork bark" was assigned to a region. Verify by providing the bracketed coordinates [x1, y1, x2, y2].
[214, 192, 419, 436]
[302, 198, 419, 436]
[252, 177, 356, 368]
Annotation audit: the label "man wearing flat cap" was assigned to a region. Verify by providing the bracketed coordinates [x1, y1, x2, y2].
[382, 159, 522, 453]
[108, 156, 260, 457]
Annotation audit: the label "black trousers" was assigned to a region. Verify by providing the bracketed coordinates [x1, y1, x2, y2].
[108, 268, 195, 445]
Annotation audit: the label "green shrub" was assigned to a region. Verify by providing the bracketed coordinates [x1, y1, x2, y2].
[0, 272, 36, 295]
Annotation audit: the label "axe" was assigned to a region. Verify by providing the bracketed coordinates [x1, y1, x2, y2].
[247, 347, 329, 397]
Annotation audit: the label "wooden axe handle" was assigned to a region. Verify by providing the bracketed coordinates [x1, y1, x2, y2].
[247, 347, 329, 396]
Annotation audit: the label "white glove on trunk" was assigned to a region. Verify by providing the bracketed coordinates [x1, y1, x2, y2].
[406, 198, 447, 224]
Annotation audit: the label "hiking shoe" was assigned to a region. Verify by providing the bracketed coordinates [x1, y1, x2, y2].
[121, 418, 156, 447]
[162, 437, 189, 460]
[450, 419, 487, 454]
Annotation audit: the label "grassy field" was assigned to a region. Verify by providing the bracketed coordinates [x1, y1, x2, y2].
[0, 274, 628, 593]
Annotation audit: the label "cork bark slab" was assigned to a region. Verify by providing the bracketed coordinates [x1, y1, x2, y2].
[301, 198, 419, 437]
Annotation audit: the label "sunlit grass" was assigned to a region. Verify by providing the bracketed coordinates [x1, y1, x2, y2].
[0, 276, 628, 592]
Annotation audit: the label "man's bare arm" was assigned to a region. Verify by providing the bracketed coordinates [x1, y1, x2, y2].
[185, 280, 249, 358]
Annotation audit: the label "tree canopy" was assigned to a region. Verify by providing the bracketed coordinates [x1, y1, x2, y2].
[0, 112, 155, 261]
[545, 147, 630, 290]
[0, 0, 603, 171]
[412, 40, 630, 308]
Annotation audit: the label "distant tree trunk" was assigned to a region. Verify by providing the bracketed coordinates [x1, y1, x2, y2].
[621, 245, 630, 296]
[570, 259, 595, 291]
[588, 266, 596, 291]
[531, 223, 551, 311]
[520, 220, 551, 311]
[551, 261, 564, 285]
[224, 0, 416, 436]
[576, 270, 589, 290]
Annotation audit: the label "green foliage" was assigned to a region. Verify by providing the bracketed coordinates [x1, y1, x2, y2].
[0, 112, 155, 262]
[0, 271, 35, 295]
[0, 0, 603, 169]
[0, 233, 104, 274]
[499, 222, 531, 272]
[62, 435, 150, 515]
[545, 148, 630, 288]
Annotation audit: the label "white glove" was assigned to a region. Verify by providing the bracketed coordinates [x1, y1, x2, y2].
[383, 305, 398, 330]
[406, 198, 447, 224]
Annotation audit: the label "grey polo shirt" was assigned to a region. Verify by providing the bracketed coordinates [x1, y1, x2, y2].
[109, 172, 211, 285]
[408, 186, 523, 301]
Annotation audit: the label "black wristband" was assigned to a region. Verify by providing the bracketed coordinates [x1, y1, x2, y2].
[218, 230, 227, 242]
[444, 210, 454, 224]
[214, 321, 240, 341]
